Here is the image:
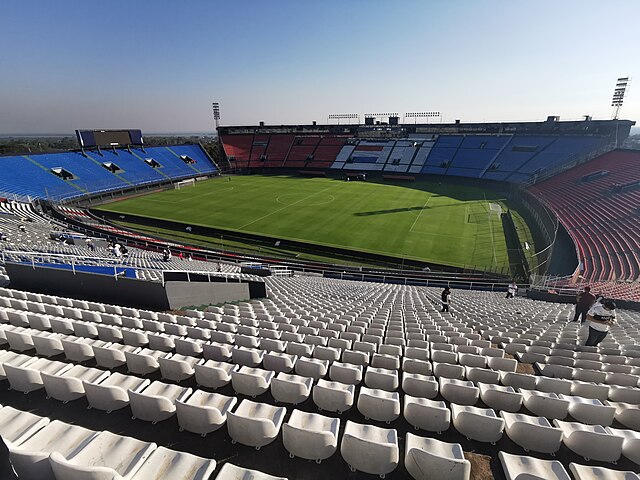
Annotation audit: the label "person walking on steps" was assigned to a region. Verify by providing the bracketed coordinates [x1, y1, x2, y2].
[506, 281, 518, 299]
[441, 287, 451, 313]
[585, 300, 616, 347]
[573, 286, 596, 323]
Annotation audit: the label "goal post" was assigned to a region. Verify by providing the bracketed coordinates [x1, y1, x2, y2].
[174, 178, 196, 189]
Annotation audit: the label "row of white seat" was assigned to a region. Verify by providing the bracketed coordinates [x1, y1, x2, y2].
[0, 405, 216, 480]
[2, 347, 639, 443]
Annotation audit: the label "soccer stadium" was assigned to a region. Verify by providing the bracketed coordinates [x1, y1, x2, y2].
[1, 2, 640, 480]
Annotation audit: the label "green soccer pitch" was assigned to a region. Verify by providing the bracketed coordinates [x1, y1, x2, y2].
[96, 175, 524, 272]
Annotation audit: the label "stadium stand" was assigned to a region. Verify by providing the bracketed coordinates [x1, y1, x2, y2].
[530, 150, 640, 286]
[0, 277, 639, 479]
[0, 144, 217, 202]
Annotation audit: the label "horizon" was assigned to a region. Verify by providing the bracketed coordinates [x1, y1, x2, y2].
[1, 0, 639, 134]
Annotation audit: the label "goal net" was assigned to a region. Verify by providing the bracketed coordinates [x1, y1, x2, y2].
[174, 178, 196, 189]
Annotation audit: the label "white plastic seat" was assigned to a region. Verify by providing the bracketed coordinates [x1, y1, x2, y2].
[130, 446, 216, 480]
[371, 353, 400, 370]
[458, 353, 486, 368]
[520, 389, 570, 419]
[232, 346, 265, 367]
[295, 357, 329, 380]
[465, 366, 500, 385]
[41, 365, 109, 403]
[402, 357, 433, 375]
[606, 427, 640, 466]
[4, 327, 35, 351]
[340, 421, 399, 477]
[569, 463, 639, 480]
[499, 452, 570, 480]
[5, 420, 98, 480]
[608, 385, 640, 404]
[271, 372, 313, 404]
[570, 380, 610, 402]
[312, 379, 355, 413]
[49, 430, 156, 480]
[500, 371, 537, 390]
[487, 356, 517, 372]
[0, 405, 50, 444]
[194, 360, 238, 389]
[357, 387, 400, 423]
[83, 373, 149, 413]
[263, 351, 297, 373]
[364, 366, 399, 391]
[342, 349, 369, 366]
[93, 343, 138, 369]
[560, 394, 616, 426]
[401, 372, 438, 399]
[227, 399, 286, 449]
[31, 332, 64, 357]
[405, 433, 470, 480]
[158, 353, 201, 382]
[5, 358, 70, 393]
[553, 420, 623, 462]
[176, 390, 237, 436]
[202, 342, 233, 362]
[329, 361, 363, 385]
[433, 361, 465, 380]
[479, 383, 523, 412]
[500, 411, 563, 454]
[451, 404, 504, 443]
[125, 348, 164, 375]
[231, 366, 275, 397]
[404, 395, 450, 433]
[283, 409, 339, 462]
[129, 381, 193, 423]
[536, 376, 573, 395]
[439, 378, 479, 406]
[214, 463, 287, 480]
[174, 338, 207, 356]
[605, 400, 640, 430]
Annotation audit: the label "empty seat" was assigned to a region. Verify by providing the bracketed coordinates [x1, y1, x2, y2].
[606, 427, 640, 466]
[569, 463, 639, 480]
[282, 409, 339, 463]
[263, 352, 297, 373]
[125, 348, 164, 375]
[227, 399, 286, 449]
[41, 365, 109, 403]
[520, 389, 570, 419]
[84, 373, 150, 413]
[479, 384, 523, 412]
[451, 404, 504, 443]
[500, 371, 538, 390]
[129, 381, 193, 423]
[5, 420, 98, 480]
[553, 420, 623, 462]
[402, 372, 438, 399]
[402, 358, 433, 375]
[93, 343, 138, 369]
[340, 421, 399, 477]
[433, 361, 465, 380]
[176, 390, 237, 436]
[130, 446, 216, 480]
[271, 372, 313, 404]
[194, 360, 238, 389]
[214, 463, 287, 480]
[232, 346, 265, 367]
[605, 400, 640, 430]
[0, 405, 50, 445]
[357, 387, 400, 423]
[560, 394, 616, 426]
[405, 433, 470, 480]
[312, 379, 355, 413]
[5, 358, 70, 393]
[364, 366, 399, 391]
[49, 430, 156, 480]
[329, 361, 363, 385]
[465, 366, 500, 385]
[158, 353, 201, 382]
[499, 452, 570, 480]
[295, 357, 329, 380]
[439, 378, 479, 406]
[404, 396, 450, 433]
[231, 366, 275, 397]
[500, 411, 563, 454]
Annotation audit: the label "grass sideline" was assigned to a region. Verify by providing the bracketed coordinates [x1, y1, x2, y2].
[97, 175, 522, 272]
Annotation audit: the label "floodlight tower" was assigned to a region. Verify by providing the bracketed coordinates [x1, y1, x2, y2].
[611, 77, 629, 119]
[212, 102, 221, 130]
[611, 77, 630, 147]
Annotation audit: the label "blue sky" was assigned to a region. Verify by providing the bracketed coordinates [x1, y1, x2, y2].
[1, 0, 639, 134]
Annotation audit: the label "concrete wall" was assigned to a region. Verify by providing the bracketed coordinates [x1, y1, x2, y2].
[165, 281, 250, 309]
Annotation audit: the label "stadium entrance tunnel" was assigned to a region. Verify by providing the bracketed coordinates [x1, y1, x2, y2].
[50, 167, 75, 180]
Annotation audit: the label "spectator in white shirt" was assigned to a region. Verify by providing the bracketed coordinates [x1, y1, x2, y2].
[585, 300, 616, 347]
